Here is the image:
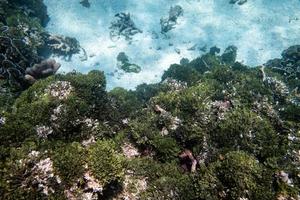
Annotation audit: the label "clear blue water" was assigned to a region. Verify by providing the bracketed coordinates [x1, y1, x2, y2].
[44, 0, 300, 89]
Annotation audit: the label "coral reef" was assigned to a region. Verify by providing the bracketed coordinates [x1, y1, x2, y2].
[1, 2, 300, 198]
[0, 1, 80, 89]
[160, 5, 183, 34]
[0, 30, 40, 88]
[266, 45, 300, 80]
[117, 52, 141, 73]
[25, 59, 61, 83]
[109, 13, 142, 41]
[42, 33, 81, 60]
[1, 47, 300, 199]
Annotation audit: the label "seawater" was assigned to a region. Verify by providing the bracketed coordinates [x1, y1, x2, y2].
[44, 0, 300, 90]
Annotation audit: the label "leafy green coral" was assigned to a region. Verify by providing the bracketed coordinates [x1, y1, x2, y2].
[211, 108, 283, 161]
[88, 140, 125, 186]
[52, 142, 86, 186]
[1, 42, 300, 199]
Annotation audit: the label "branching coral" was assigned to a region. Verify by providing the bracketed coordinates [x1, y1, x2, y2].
[266, 45, 300, 80]
[0, 33, 35, 87]
[43, 33, 81, 60]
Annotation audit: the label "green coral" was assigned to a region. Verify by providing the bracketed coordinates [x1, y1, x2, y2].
[88, 140, 125, 185]
[52, 142, 86, 186]
[1, 39, 300, 199]
[211, 108, 283, 161]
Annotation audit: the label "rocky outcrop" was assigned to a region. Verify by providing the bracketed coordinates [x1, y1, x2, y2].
[122, 142, 140, 158]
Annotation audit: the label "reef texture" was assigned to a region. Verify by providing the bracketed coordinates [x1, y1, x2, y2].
[1, 44, 300, 199]
[160, 5, 183, 33]
[0, 0, 80, 90]
[116, 52, 141, 73]
[109, 12, 142, 41]
[1, 1, 300, 200]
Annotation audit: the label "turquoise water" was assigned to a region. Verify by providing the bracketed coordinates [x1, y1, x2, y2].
[44, 0, 300, 89]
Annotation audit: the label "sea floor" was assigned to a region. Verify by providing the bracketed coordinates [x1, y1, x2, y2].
[44, 0, 300, 89]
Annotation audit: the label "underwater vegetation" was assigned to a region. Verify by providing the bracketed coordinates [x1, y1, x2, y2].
[0, 0, 300, 200]
[0, 0, 81, 91]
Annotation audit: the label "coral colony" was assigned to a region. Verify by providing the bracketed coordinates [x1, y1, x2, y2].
[0, 0, 300, 200]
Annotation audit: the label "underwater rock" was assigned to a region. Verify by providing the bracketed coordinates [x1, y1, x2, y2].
[80, 0, 90, 8]
[187, 44, 197, 51]
[199, 44, 208, 52]
[175, 48, 181, 54]
[25, 59, 61, 83]
[160, 5, 183, 34]
[117, 52, 141, 73]
[109, 12, 142, 41]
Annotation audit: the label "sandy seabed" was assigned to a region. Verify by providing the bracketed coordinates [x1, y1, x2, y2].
[44, 0, 300, 89]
